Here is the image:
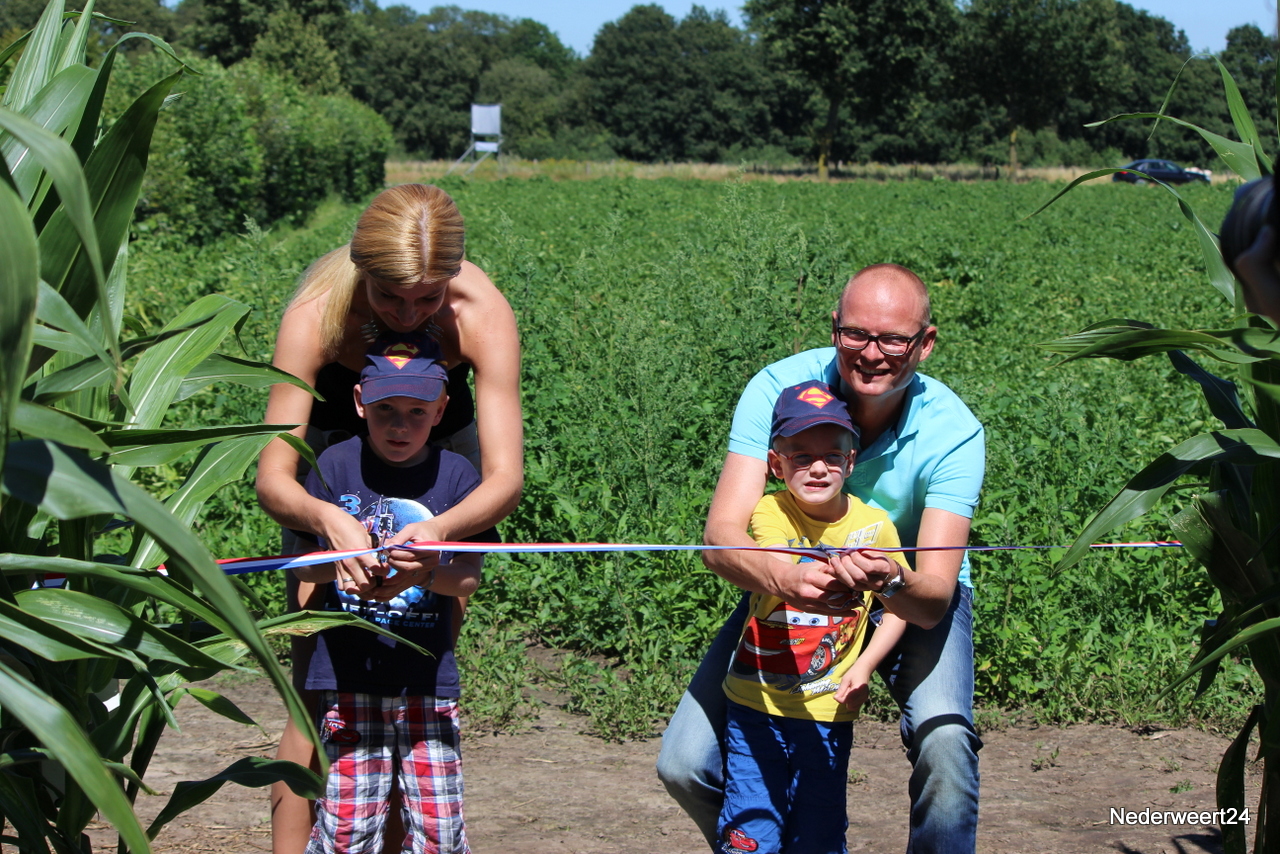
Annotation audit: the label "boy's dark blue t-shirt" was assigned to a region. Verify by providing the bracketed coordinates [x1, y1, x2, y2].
[302, 435, 499, 697]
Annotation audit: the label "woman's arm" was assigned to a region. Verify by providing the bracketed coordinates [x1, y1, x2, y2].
[256, 296, 384, 592]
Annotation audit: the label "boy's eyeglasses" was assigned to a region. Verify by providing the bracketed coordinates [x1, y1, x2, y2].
[833, 322, 927, 356]
[777, 451, 853, 470]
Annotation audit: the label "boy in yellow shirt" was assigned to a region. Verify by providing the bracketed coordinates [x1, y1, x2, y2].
[719, 382, 908, 854]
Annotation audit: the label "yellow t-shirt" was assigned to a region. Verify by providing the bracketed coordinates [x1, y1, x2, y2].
[722, 489, 909, 722]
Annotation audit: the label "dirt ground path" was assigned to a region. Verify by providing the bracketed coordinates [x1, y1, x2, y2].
[85, 669, 1257, 854]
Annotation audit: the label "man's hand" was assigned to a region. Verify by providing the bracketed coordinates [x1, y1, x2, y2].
[825, 549, 900, 595]
[776, 560, 855, 615]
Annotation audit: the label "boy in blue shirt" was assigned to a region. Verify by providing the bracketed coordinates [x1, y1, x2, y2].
[291, 333, 497, 854]
[719, 382, 907, 854]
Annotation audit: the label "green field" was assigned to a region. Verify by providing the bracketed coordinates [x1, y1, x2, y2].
[127, 176, 1252, 736]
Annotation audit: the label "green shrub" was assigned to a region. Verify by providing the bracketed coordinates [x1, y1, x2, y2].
[107, 51, 391, 243]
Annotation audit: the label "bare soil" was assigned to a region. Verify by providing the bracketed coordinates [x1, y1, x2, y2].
[83, 661, 1259, 854]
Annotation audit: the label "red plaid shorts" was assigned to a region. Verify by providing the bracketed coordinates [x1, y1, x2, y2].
[305, 692, 468, 854]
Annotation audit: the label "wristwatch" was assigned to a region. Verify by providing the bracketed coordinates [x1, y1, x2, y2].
[878, 563, 906, 598]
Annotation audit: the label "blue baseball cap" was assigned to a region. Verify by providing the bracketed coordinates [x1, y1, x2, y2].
[359, 333, 448, 404]
[770, 382, 858, 442]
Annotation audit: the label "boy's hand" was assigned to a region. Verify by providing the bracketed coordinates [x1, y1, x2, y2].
[835, 667, 871, 715]
[359, 519, 445, 601]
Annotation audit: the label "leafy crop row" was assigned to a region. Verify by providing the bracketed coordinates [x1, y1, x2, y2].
[128, 176, 1251, 734]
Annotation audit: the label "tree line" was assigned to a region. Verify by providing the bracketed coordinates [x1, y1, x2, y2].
[3, 0, 1276, 169]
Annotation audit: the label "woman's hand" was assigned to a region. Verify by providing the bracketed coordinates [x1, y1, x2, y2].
[317, 509, 384, 597]
[358, 519, 445, 601]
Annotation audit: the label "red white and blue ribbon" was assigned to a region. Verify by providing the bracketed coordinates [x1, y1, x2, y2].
[209, 539, 1184, 576]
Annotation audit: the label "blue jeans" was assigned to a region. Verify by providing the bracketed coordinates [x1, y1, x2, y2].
[657, 587, 981, 853]
[719, 704, 852, 854]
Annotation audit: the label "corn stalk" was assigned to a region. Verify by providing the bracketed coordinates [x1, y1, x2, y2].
[0, 2, 374, 850]
[1035, 58, 1279, 853]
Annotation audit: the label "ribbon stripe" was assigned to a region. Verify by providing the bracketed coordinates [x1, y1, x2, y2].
[209, 540, 1184, 576]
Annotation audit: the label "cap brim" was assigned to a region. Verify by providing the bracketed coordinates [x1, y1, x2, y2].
[772, 414, 858, 440]
[360, 376, 446, 404]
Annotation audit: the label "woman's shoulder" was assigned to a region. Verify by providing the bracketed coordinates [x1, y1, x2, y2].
[450, 260, 508, 307]
[447, 261, 518, 365]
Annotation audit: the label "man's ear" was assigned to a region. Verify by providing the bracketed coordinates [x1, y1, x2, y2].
[766, 448, 785, 480]
[916, 326, 938, 363]
[353, 384, 367, 419]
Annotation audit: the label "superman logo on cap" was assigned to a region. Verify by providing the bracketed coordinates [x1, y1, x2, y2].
[797, 386, 834, 407]
[384, 341, 420, 370]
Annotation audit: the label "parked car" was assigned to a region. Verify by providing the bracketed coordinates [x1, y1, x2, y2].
[1113, 159, 1211, 185]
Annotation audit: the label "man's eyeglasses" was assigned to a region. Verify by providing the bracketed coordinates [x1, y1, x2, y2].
[833, 322, 928, 356]
[776, 451, 853, 470]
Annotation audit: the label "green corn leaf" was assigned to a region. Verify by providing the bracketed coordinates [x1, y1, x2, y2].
[2, 0, 68, 112]
[1087, 111, 1261, 181]
[176, 353, 320, 402]
[0, 658, 153, 854]
[131, 433, 285, 570]
[199, 610, 434, 667]
[37, 277, 113, 368]
[1028, 168, 1234, 303]
[1055, 429, 1280, 571]
[146, 757, 323, 839]
[102, 423, 298, 467]
[1041, 325, 1261, 364]
[2, 64, 95, 201]
[0, 773, 63, 853]
[16, 588, 239, 671]
[258, 610, 433, 657]
[0, 439, 319, 759]
[0, 179, 39, 472]
[0, 31, 32, 69]
[0, 596, 114, 661]
[68, 33, 186, 167]
[37, 69, 179, 328]
[180, 687, 261, 729]
[30, 320, 215, 405]
[54, 0, 95, 73]
[34, 325, 95, 356]
[0, 106, 106, 307]
[1167, 350, 1252, 430]
[1219, 705, 1260, 854]
[0, 554, 231, 634]
[124, 295, 251, 434]
[13, 400, 110, 452]
[1215, 56, 1273, 176]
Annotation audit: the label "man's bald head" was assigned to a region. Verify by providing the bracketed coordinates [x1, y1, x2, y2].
[837, 264, 932, 328]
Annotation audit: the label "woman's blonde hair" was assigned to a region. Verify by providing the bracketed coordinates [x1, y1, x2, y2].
[289, 184, 466, 357]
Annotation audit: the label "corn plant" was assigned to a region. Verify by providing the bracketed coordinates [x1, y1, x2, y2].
[0, 1, 382, 850]
[1036, 60, 1280, 853]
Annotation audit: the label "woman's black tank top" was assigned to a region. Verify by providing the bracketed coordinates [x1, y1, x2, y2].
[310, 361, 475, 438]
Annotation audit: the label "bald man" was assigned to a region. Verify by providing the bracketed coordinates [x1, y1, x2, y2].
[658, 264, 985, 853]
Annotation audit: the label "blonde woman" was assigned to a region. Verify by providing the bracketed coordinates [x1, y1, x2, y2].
[256, 184, 522, 853]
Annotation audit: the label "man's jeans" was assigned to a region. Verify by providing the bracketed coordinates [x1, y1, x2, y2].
[656, 586, 981, 853]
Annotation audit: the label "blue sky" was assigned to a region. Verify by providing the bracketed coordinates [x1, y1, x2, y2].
[405, 0, 1275, 57]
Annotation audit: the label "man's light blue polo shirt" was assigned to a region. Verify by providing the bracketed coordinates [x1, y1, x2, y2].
[727, 347, 985, 588]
